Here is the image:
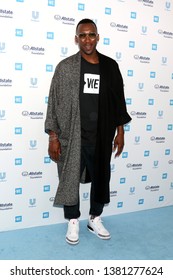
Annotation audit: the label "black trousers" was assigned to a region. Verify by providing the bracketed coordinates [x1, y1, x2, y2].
[64, 145, 104, 219]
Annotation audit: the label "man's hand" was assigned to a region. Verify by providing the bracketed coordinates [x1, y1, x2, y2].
[48, 132, 61, 162]
[113, 126, 124, 157]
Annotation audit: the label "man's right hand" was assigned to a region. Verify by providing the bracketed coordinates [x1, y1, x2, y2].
[48, 136, 61, 162]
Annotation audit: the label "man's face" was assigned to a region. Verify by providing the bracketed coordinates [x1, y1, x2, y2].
[75, 23, 99, 56]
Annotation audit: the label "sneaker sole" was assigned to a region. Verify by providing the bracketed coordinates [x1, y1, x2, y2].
[66, 237, 79, 245]
[87, 225, 111, 240]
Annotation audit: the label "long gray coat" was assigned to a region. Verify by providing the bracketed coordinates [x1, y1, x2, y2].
[45, 51, 131, 206]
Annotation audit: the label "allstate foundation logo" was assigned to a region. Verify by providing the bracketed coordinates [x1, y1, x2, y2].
[126, 163, 142, 170]
[0, 143, 12, 151]
[0, 9, 13, 18]
[22, 171, 43, 179]
[110, 190, 117, 197]
[0, 78, 12, 87]
[110, 22, 128, 32]
[22, 111, 43, 119]
[134, 54, 150, 64]
[0, 203, 13, 211]
[154, 84, 169, 92]
[145, 185, 160, 191]
[22, 45, 45, 55]
[130, 111, 147, 118]
[0, 172, 6, 182]
[54, 15, 75, 25]
[150, 136, 165, 143]
[138, 0, 154, 7]
[158, 29, 173, 39]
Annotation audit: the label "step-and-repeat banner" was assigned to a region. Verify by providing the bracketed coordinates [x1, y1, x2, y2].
[0, 0, 173, 231]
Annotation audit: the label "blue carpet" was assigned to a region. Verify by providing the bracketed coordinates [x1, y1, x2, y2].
[0, 206, 173, 260]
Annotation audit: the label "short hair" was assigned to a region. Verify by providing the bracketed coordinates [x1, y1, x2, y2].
[76, 18, 97, 33]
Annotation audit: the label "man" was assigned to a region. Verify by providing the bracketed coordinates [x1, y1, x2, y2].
[45, 18, 131, 245]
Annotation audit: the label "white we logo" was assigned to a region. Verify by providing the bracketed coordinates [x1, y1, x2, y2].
[84, 74, 100, 94]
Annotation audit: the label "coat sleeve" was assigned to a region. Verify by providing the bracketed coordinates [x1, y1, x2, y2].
[112, 62, 132, 127]
[45, 66, 60, 135]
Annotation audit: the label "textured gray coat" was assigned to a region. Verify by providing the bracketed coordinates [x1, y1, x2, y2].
[45, 51, 131, 206]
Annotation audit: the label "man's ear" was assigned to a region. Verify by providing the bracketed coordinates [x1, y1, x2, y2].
[75, 35, 78, 44]
[97, 34, 100, 42]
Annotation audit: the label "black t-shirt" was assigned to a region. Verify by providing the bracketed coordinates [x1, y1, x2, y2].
[80, 57, 100, 146]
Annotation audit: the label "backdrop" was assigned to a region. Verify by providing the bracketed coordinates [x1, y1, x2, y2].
[0, 0, 173, 231]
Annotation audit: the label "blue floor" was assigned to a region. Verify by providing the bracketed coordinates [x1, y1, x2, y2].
[0, 206, 173, 260]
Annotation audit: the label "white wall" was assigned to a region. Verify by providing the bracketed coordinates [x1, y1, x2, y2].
[0, 0, 173, 231]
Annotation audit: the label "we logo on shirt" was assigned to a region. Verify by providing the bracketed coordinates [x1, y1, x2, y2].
[83, 74, 100, 94]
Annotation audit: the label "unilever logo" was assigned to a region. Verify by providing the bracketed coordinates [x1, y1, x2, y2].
[157, 110, 163, 119]
[0, 42, 6, 53]
[31, 11, 39, 21]
[165, 2, 171, 11]
[29, 198, 36, 207]
[141, 26, 147, 35]
[30, 78, 38, 88]
[0, 110, 6, 120]
[0, 172, 6, 182]
[138, 83, 144, 91]
[134, 136, 140, 145]
[60, 47, 68, 57]
[129, 187, 135, 195]
[29, 140, 37, 150]
[82, 192, 89, 201]
[115, 52, 122, 61]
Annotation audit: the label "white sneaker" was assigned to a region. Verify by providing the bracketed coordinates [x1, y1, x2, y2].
[87, 216, 111, 240]
[66, 219, 79, 245]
